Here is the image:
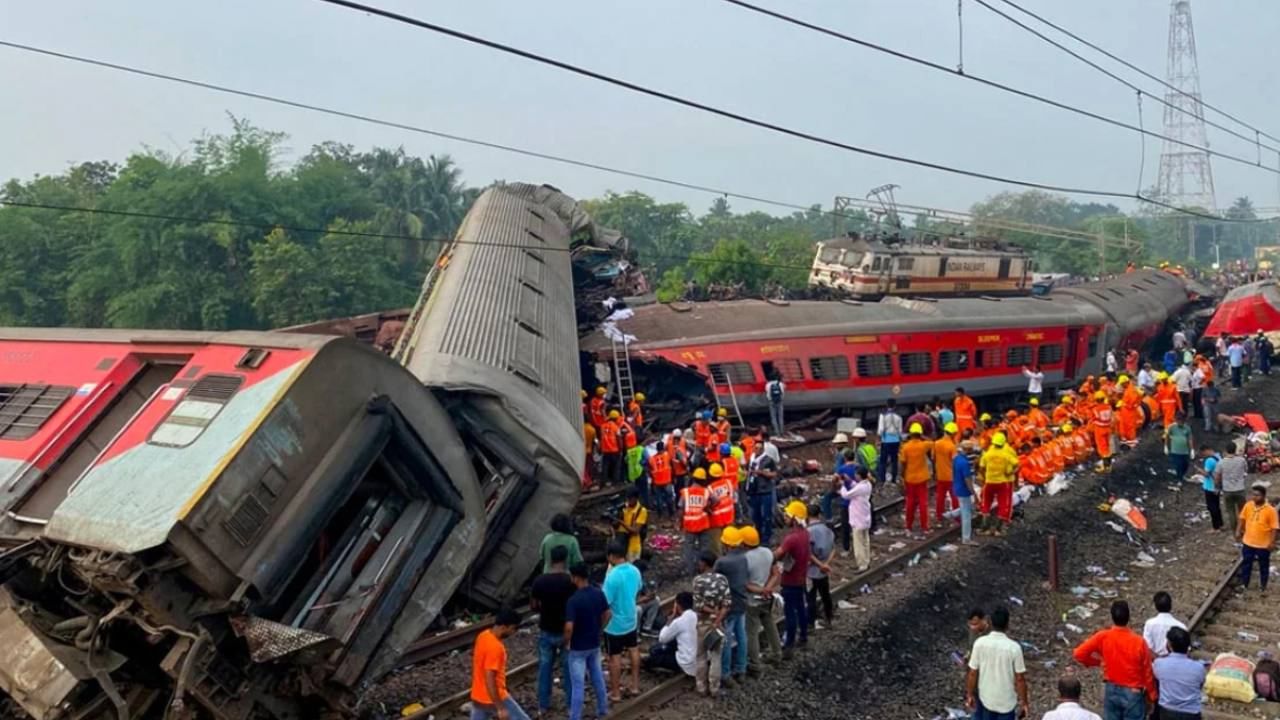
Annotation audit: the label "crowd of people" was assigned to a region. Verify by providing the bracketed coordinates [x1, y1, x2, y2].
[463, 324, 1279, 720]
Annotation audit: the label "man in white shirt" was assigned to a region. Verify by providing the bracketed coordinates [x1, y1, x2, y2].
[1172, 329, 1188, 351]
[1021, 364, 1044, 401]
[1170, 363, 1193, 412]
[645, 591, 698, 676]
[1106, 350, 1118, 374]
[1042, 675, 1102, 720]
[1141, 591, 1185, 657]
[1137, 364, 1156, 393]
[966, 606, 1029, 719]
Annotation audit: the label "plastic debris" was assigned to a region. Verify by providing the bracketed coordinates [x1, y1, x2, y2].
[889, 541, 907, 551]
[1043, 660, 1058, 669]
[1086, 565, 1107, 575]
[1106, 521, 1127, 533]
[859, 584, 872, 594]
[1111, 498, 1148, 531]
[1066, 623, 1085, 634]
[838, 599, 858, 610]
[1070, 586, 1090, 596]
[950, 650, 966, 666]
[1237, 631, 1261, 643]
[1132, 551, 1157, 568]
[1019, 640, 1042, 655]
[1008, 596, 1024, 607]
[1065, 606, 1094, 620]
[939, 544, 959, 552]
[908, 553, 922, 567]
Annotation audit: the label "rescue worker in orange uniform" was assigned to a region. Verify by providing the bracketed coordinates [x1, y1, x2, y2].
[693, 411, 713, 449]
[933, 422, 958, 523]
[1154, 373, 1182, 428]
[1018, 438, 1050, 485]
[1117, 378, 1143, 449]
[714, 408, 732, 445]
[1051, 395, 1074, 427]
[706, 463, 736, 556]
[600, 410, 624, 486]
[954, 387, 978, 435]
[1091, 392, 1115, 472]
[1079, 375, 1097, 396]
[648, 440, 674, 517]
[1027, 397, 1049, 429]
[680, 468, 711, 572]
[589, 386, 608, 429]
[978, 414, 998, 450]
[583, 410, 597, 488]
[1141, 390, 1160, 429]
[669, 429, 690, 490]
[626, 392, 645, 429]
[898, 423, 935, 536]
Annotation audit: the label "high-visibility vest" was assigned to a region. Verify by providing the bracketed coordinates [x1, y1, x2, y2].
[600, 421, 621, 453]
[681, 486, 711, 533]
[705, 444, 721, 464]
[740, 435, 757, 460]
[626, 445, 646, 482]
[1092, 407, 1113, 430]
[715, 419, 731, 444]
[693, 421, 712, 448]
[589, 397, 606, 427]
[649, 451, 672, 486]
[627, 400, 643, 427]
[708, 478, 736, 528]
[670, 439, 689, 476]
[722, 455, 741, 486]
[621, 421, 637, 449]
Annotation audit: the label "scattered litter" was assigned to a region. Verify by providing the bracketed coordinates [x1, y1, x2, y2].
[1043, 660, 1057, 669]
[891, 571, 905, 577]
[1055, 631, 1070, 646]
[1047, 475, 1072, 496]
[888, 541, 907, 551]
[1008, 596, 1024, 607]
[838, 599, 858, 610]
[908, 553, 922, 567]
[949, 650, 966, 666]
[1065, 623, 1085, 634]
[938, 544, 959, 552]
[1106, 521, 1127, 533]
[1019, 640, 1042, 655]
[1132, 551, 1157, 568]
[1237, 631, 1261, 643]
[1070, 586, 1090, 597]
[859, 584, 872, 595]
[1086, 565, 1107, 575]
[937, 708, 969, 720]
[1111, 498, 1149, 530]
[1065, 606, 1094, 620]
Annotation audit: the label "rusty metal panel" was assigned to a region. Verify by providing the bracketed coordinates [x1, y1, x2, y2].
[0, 591, 92, 719]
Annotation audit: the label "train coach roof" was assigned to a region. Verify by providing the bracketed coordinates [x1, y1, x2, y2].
[0, 327, 340, 349]
[820, 235, 1022, 257]
[586, 294, 1099, 350]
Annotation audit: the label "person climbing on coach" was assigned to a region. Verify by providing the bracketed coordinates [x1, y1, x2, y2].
[899, 423, 934, 538]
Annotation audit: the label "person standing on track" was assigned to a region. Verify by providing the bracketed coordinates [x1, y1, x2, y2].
[564, 563, 610, 720]
[1214, 442, 1250, 533]
[944, 432, 977, 544]
[1072, 600, 1155, 720]
[805, 503, 835, 631]
[712, 527, 750, 686]
[978, 433, 1018, 536]
[839, 466, 874, 570]
[934, 422, 959, 525]
[469, 608, 531, 720]
[1228, 336, 1245, 388]
[877, 399, 904, 486]
[602, 542, 642, 702]
[741, 526, 783, 670]
[1152, 627, 1206, 720]
[1170, 362, 1192, 415]
[1194, 445, 1224, 531]
[899, 422, 934, 537]
[1200, 380, 1221, 433]
[531, 546, 575, 717]
[966, 605, 1029, 720]
[774, 501, 811, 656]
[1236, 483, 1278, 593]
[600, 410, 623, 486]
[746, 444, 778, 546]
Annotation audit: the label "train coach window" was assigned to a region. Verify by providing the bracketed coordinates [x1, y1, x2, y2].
[898, 352, 932, 376]
[895, 257, 915, 271]
[762, 359, 804, 383]
[871, 257, 883, 271]
[0, 384, 73, 441]
[808, 356, 851, 381]
[707, 362, 756, 386]
[1037, 344, 1065, 365]
[150, 374, 245, 447]
[1005, 346, 1033, 367]
[938, 350, 969, 373]
[856, 354, 893, 378]
[1087, 336, 1099, 357]
[974, 349, 1001, 369]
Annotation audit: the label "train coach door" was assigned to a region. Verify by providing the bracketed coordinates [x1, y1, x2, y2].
[1064, 327, 1084, 380]
[997, 257, 1012, 279]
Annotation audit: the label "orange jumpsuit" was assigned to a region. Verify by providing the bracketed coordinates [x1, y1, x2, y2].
[954, 395, 978, 434]
[1155, 383, 1181, 428]
[1117, 386, 1142, 446]
[1142, 395, 1160, 427]
[1092, 404, 1114, 462]
[1028, 407, 1049, 430]
[1051, 405, 1072, 426]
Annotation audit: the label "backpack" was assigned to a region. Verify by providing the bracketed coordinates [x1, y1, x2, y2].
[1256, 658, 1280, 702]
[768, 381, 783, 403]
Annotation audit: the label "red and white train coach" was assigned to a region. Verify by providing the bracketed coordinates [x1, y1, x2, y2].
[589, 270, 1193, 413]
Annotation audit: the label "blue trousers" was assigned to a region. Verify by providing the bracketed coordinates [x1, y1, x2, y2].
[878, 443, 900, 484]
[749, 493, 774, 546]
[720, 611, 747, 676]
[652, 483, 676, 517]
[781, 585, 807, 648]
[568, 648, 608, 720]
[1241, 545, 1271, 589]
[470, 698, 531, 720]
[536, 631, 570, 712]
[1103, 683, 1146, 720]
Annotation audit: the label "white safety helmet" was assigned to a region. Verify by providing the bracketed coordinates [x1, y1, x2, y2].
[832, 432, 849, 445]
[851, 427, 868, 439]
[672, 428, 683, 437]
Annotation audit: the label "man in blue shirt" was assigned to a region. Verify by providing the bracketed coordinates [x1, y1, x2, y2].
[943, 428, 977, 544]
[1152, 627, 1205, 719]
[1228, 337, 1245, 388]
[601, 542, 642, 701]
[1197, 445, 1223, 531]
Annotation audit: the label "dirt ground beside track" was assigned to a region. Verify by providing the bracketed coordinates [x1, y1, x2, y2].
[648, 374, 1277, 720]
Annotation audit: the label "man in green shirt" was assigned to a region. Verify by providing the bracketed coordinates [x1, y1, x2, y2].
[540, 513, 584, 573]
[1164, 412, 1194, 481]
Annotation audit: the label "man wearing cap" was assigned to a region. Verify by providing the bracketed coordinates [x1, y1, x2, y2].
[978, 432, 1019, 536]
[899, 422, 935, 537]
[713, 527, 750, 684]
[680, 469, 712, 573]
[934, 422, 959, 524]
[741, 526, 782, 670]
[774, 501, 811, 655]
[1026, 397, 1049, 430]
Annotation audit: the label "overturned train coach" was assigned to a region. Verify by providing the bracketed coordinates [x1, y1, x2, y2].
[586, 269, 1201, 414]
[0, 330, 485, 719]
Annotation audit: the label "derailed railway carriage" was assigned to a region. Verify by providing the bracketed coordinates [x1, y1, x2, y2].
[0, 329, 487, 719]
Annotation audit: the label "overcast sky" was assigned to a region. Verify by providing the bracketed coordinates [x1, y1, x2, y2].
[3, 0, 1278, 216]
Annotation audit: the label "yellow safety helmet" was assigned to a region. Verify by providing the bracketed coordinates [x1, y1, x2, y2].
[739, 525, 760, 547]
[709, 463, 724, 478]
[721, 526, 742, 547]
[944, 421, 959, 435]
[635, 392, 646, 403]
[1157, 371, 1169, 381]
[1093, 391, 1106, 401]
[909, 422, 924, 435]
[608, 409, 621, 419]
[692, 467, 708, 481]
[716, 407, 728, 417]
[1115, 400, 1124, 408]
[1117, 376, 1130, 385]
[980, 412, 993, 422]
[595, 386, 607, 396]
[1061, 423, 1074, 433]
[991, 432, 1007, 447]
[1029, 397, 1040, 406]
[784, 500, 808, 522]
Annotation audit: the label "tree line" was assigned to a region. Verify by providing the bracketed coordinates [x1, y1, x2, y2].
[1, 118, 1271, 330]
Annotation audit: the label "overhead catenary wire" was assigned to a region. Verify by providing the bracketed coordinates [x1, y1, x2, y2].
[993, 0, 1280, 147]
[970, 0, 1280, 161]
[305, 0, 1272, 223]
[5, 40, 1267, 234]
[716, 0, 1277, 175]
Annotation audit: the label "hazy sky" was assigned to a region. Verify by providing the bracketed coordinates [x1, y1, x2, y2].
[3, 1, 1278, 216]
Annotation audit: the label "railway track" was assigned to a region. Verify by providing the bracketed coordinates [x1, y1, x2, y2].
[1185, 540, 1280, 720]
[404, 493, 950, 719]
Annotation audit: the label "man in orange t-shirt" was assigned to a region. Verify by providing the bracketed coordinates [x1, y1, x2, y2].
[1236, 484, 1278, 591]
[1072, 600, 1156, 715]
[898, 423, 935, 536]
[471, 608, 528, 720]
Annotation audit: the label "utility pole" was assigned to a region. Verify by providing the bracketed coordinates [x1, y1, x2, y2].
[1155, 0, 1217, 212]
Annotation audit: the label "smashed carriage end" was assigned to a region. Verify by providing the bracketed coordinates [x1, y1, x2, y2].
[0, 329, 485, 719]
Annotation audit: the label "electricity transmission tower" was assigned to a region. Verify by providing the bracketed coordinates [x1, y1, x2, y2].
[1155, 0, 1217, 212]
